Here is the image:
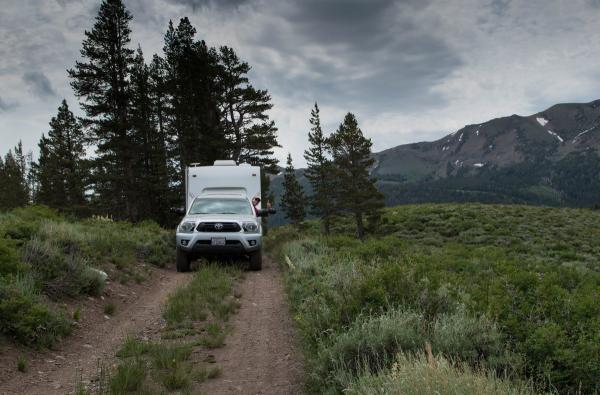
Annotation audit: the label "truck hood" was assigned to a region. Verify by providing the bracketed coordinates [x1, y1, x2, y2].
[181, 213, 257, 223]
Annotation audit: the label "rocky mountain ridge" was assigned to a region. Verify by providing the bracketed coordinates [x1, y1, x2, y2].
[372, 99, 600, 183]
[269, 99, 600, 225]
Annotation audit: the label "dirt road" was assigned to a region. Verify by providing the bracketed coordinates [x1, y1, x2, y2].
[1, 256, 304, 395]
[200, 256, 305, 395]
[0, 268, 191, 395]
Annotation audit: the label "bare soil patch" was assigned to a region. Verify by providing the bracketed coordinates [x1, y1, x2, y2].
[0, 265, 191, 395]
[200, 256, 304, 395]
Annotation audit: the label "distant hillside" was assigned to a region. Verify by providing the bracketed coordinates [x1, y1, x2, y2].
[270, 99, 600, 224]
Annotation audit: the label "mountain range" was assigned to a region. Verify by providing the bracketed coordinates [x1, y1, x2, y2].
[269, 99, 600, 225]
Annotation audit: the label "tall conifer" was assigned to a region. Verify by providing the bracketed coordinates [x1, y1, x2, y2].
[304, 102, 335, 233]
[280, 154, 305, 225]
[68, 0, 136, 219]
[163, 18, 225, 175]
[130, 47, 171, 222]
[219, 46, 280, 173]
[329, 113, 384, 239]
[0, 144, 30, 210]
[36, 100, 87, 211]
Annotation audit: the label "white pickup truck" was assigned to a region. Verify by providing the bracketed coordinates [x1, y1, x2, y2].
[174, 160, 272, 272]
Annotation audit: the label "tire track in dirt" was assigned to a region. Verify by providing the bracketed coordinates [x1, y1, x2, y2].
[200, 256, 304, 395]
[0, 268, 192, 395]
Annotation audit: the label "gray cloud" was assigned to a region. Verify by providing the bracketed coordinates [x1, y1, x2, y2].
[3, 0, 600, 168]
[22, 71, 57, 98]
[55, 0, 81, 7]
[164, 0, 251, 10]
[246, 0, 460, 112]
[0, 97, 19, 112]
[490, 0, 511, 15]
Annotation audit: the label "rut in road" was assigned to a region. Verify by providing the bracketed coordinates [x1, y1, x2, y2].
[0, 268, 191, 395]
[200, 256, 305, 395]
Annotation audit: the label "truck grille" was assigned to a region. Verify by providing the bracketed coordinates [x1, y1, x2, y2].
[196, 222, 241, 232]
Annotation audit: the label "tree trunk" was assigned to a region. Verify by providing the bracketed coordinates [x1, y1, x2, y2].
[323, 215, 331, 235]
[355, 211, 364, 240]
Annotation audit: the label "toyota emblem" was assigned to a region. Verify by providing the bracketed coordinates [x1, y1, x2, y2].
[214, 223, 224, 230]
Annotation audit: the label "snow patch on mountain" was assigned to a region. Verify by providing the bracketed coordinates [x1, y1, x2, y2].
[547, 130, 564, 143]
[536, 117, 549, 127]
[473, 163, 485, 168]
[572, 126, 596, 143]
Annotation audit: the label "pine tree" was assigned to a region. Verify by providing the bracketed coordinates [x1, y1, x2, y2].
[130, 47, 171, 223]
[13, 142, 34, 203]
[329, 113, 384, 239]
[36, 100, 87, 211]
[68, 0, 136, 219]
[304, 102, 335, 234]
[0, 144, 29, 210]
[280, 153, 305, 225]
[163, 18, 225, 176]
[219, 46, 280, 173]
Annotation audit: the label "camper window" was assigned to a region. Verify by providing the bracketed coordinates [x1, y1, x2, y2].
[189, 198, 253, 215]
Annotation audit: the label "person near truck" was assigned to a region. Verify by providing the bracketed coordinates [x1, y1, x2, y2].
[252, 196, 272, 217]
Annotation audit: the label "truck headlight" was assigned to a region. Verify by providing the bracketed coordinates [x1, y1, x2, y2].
[177, 221, 196, 233]
[243, 221, 260, 233]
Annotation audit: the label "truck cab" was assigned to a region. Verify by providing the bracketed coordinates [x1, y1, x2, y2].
[175, 160, 266, 272]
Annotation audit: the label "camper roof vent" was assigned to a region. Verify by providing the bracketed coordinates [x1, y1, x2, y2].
[213, 160, 237, 166]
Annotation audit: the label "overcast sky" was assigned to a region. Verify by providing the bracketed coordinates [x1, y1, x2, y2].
[2, 0, 600, 167]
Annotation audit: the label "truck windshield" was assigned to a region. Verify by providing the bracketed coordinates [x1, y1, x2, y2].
[189, 198, 253, 215]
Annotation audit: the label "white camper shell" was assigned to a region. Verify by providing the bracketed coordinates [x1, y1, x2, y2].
[185, 160, 262, 212]
[175, 160, 264, 272]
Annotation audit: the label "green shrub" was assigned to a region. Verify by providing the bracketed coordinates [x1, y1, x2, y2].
[431, 308, 512, 370]
[0, 238, 26, 275]
[151, 344, 192, 370]
[313, 307, 513, 392]
[270, 204, 600, 393]
[16, 356, 27, 372]
[0, 205, 174, 349]
[0, 206, 59, 244]
[346, 353, 536, 395]
[0, 278, 71, 347]
[160, 363, 190, 390]
[73, 307, 81, 321]
[22, 238, 104, 298]
[116, 337, 154, 358]
[314, 309, 424, 390]
[109, 360, 146, 393]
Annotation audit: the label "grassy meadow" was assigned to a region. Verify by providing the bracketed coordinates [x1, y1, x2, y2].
[0, 206, 173, 348]
[266, 203, 600, 394]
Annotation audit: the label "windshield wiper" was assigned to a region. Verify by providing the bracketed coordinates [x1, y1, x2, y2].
[216, 212, 238, 214]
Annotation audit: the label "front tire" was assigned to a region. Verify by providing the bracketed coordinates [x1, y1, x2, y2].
[249, 250, 262, 271]
[176, 248, 191, 272]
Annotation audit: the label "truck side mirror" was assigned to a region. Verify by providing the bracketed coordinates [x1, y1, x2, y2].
[170, 207, 185, 215]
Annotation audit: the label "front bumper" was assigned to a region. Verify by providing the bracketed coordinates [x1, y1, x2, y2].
[176, 231, 261, 256]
